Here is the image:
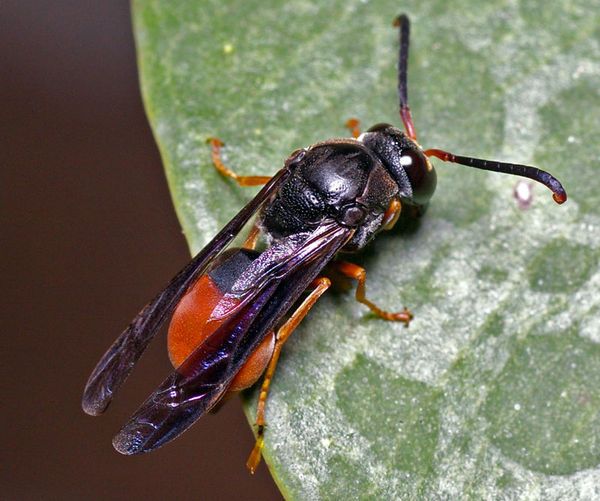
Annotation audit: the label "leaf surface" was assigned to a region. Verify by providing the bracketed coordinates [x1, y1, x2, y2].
[133, 1, 600, 498]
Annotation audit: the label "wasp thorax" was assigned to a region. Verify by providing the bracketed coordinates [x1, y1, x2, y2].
[259, 141, 398, 249]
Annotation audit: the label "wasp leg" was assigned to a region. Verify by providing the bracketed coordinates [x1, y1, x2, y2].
[242, 222, 261, 250]
[334, 261, 412, 323]
[382, 198, 402, 230]
[246, 277, 331, 474]
[205, 137, 266, 250]
[345, 118, 361, 139]
[207, 137, 272, 186]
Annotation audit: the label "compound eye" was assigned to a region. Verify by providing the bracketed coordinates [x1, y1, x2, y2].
[400, 149, 436, 206]
[366, 123, 393, 133]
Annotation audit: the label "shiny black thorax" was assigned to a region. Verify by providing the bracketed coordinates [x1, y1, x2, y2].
[259, 140, 399, 251]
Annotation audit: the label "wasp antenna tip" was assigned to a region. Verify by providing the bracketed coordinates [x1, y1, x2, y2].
[394, 14, 409, 26]
[553, 192, 567, 204]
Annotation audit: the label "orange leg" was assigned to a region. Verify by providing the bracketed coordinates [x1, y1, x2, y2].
[207, 137, 271, 186]
[246, 277, 331, 474]
[242, 223, 261, 250]
[206, 138, 269, 252]
[345, 118, 362, 139]
[382, 199, 402, 231]
[334, 261, 412, 323]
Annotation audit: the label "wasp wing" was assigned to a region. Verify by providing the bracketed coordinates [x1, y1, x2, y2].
[82, 169, 291, 416]
[111, 220, 354, 454]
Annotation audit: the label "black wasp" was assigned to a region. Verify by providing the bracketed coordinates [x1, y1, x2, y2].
[83, 14, 567, 473]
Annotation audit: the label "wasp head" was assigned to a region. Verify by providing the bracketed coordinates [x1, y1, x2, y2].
[359, 123, 437, 214]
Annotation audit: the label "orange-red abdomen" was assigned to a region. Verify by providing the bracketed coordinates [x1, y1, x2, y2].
[168, 264, 274, 394]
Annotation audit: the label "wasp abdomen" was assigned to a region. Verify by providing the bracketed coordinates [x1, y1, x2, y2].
[167, 248, 275, 392]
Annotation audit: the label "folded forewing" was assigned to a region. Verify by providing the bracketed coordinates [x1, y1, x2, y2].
[82, 169, 290, 416]
[112, 220, 354, 454]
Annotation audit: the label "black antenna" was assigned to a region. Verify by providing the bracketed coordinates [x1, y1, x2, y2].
[425, 148, 567, 204]
[394, 14, 566, 204]
[394, 14, 417, 140]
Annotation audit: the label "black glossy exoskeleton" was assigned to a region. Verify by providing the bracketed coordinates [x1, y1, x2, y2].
[83, 14, 567, 473]
[261, 139, 418, 250]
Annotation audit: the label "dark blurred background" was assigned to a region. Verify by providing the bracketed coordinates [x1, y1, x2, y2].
[2, 3, 282, 499]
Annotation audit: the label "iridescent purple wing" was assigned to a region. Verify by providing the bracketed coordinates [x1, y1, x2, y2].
[82, 169, 290, 416]
[112, 221, 354, 454]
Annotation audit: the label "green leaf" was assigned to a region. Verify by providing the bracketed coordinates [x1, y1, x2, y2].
[133, 0, 600, 499]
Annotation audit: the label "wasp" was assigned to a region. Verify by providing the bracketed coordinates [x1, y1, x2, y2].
[82, 14, 567, 473]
